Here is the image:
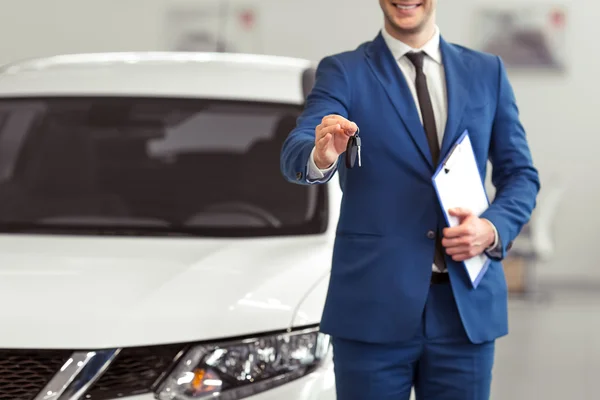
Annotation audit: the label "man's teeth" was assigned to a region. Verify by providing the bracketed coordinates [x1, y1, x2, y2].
[396, 4, 419, 9]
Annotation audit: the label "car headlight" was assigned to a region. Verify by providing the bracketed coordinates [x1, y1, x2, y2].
[156, 326, 331, 400]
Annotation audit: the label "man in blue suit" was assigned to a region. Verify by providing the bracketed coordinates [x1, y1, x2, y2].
[280, 0, 540, 399]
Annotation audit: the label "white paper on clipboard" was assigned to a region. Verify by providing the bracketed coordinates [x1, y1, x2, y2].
[432, 130, 491, 288]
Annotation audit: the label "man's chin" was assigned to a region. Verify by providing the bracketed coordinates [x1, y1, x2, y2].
[391, 21, 426, 35]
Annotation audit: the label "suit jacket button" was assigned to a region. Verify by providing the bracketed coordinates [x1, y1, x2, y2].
[427, 230, 436, 239]
[296, 171, 303, 180]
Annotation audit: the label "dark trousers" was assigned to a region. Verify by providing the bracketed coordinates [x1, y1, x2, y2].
[331, 282, 495, 400]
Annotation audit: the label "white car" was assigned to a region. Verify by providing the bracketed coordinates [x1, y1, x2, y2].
[0, 52, 342, 400]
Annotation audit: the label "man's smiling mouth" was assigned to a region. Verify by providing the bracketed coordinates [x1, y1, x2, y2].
[394, 2, 422, 10]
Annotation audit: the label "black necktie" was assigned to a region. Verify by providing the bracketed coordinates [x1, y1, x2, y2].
[406, 51, 446, 271]
[406, 51, 441, 165]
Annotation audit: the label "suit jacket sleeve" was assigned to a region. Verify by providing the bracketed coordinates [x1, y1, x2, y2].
[280, 55, 350, 185]
[480, 56, 541, 260]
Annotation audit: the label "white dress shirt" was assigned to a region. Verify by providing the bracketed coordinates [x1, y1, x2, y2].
[306, 26, 497, 272]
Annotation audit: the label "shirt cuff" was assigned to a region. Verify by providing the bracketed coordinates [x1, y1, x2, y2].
[482, 218, 499, 250]
[306, 147, 336, 181]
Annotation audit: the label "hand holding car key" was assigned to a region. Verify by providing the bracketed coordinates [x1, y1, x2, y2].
[313, 114, 360, 170]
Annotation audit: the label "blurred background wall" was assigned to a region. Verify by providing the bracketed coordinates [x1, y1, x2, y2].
[0, 0, 595, 285]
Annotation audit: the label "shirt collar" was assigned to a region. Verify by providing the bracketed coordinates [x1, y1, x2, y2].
[381, 25, 442, 64]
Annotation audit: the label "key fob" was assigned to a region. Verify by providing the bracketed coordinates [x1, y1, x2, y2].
[345, 131, 361, 169]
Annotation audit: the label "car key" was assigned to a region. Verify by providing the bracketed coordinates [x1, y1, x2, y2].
[346, 126, 362, 168]
[345, 128, 361, 169]
[355, 133, 361, 167]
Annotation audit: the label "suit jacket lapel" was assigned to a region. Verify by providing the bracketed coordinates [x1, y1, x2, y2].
[365, 32, 433, 168]
[439, 37, 473, 162]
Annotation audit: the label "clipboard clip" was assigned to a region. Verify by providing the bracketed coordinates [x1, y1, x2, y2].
[442, 141, 461, 174]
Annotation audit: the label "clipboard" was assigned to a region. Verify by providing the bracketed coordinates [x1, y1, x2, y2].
[432, 130, 491, 288]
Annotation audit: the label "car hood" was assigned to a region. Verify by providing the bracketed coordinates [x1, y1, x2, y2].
[0, 233, 333, 349]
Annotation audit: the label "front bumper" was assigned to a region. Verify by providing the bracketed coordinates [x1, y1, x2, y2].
[115, 354, 336, 400]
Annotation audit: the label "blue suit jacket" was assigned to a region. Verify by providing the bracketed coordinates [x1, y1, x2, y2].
[280, 32, 540, 344]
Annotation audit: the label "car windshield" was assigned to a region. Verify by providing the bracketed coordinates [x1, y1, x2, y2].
[0, 97, 327, 237]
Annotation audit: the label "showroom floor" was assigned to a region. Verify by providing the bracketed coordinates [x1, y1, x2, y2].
[405, 281, 600, 400]
[490, 282, 600, 400]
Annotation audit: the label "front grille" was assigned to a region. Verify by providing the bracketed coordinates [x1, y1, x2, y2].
[0, 349, 73, 400]
[84, 343, 187, 400]
[0, 344, 187, 400]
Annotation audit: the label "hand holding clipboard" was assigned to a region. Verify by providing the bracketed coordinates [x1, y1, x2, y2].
[432, 130, 491, 288]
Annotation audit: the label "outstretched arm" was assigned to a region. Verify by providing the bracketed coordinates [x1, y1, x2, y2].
[280, 55, 352, 185]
